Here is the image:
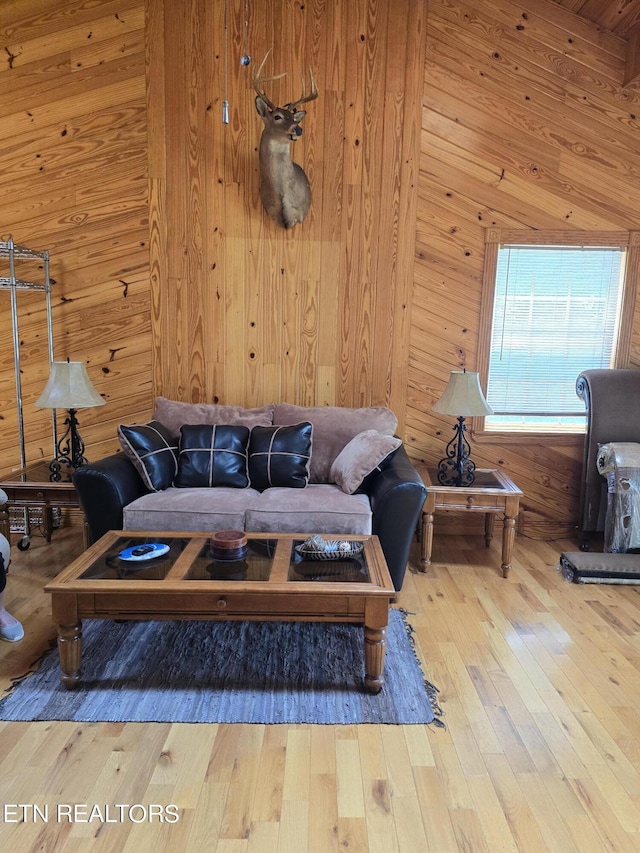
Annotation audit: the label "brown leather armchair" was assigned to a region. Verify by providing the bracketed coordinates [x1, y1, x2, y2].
[576, 369, 640, 549]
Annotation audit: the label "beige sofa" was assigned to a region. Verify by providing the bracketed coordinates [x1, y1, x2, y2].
[73, 399, 427, 590]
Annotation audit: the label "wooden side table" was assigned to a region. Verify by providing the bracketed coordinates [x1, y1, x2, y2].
[0, 461, 88, 550]
[417, 467, 523, 578]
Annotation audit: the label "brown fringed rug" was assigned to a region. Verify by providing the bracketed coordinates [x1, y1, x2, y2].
[559, 551, 640, 584]
[0, 609, 443, 727]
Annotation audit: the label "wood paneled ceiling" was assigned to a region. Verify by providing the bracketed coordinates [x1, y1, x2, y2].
[563, 0, 640, 37]
[560, 0, 640, 84]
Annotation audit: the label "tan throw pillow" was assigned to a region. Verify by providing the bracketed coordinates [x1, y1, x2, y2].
[273, 403, 398, 483]
[330, 430, 401, 494]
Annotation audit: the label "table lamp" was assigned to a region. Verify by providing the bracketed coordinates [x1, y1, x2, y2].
[35, 360, 105, 481]
[432, 369, 493, 487]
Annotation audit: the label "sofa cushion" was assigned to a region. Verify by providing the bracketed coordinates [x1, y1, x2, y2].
[123, 487, 262, 532]
[153, 397, 274, 436]
[273, 404, 398, 483]
[175, 424, 250, 488]
[248, 422, 313, 491]
[117, 421, 178, 492]
[245, 485, 372, 535]
[330, 430, 401, 494]
[122, 484, 370, 537]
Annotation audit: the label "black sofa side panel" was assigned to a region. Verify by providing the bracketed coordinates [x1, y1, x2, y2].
[73, 453, 148, 544]
[360, 445, 426, 591]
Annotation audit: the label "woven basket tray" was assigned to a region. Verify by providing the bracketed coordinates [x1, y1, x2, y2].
[294, 541, 364, 561]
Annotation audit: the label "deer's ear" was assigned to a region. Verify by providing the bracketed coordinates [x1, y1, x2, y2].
[255, 97, 270, 117]
[293, 109, 307, 122]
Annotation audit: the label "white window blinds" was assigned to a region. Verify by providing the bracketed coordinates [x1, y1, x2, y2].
[486, 245, 626, 427]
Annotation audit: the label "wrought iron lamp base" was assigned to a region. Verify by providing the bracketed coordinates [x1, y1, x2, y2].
[436, 415, 477, 487]
[49, 408, 88, 482]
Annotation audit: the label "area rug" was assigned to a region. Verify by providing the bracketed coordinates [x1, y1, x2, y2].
[0, 609, 443, 726]
[559, 551, 640, 584]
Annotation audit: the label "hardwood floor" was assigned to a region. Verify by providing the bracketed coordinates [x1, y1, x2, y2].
[2, 525, 640, 852]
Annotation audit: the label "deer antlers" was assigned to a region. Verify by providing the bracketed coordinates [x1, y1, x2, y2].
[252, 49, 318, 113]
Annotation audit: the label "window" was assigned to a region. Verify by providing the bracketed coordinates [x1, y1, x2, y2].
[475, 229, 639, 438]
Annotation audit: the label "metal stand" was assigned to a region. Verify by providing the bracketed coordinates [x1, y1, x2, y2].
[0, 237, 56, 548]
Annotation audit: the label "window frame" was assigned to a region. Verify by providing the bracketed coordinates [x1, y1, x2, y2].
[473, 228, 640, 444]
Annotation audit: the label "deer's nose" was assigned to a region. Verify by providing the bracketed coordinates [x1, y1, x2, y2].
[293, 126, 303, 136]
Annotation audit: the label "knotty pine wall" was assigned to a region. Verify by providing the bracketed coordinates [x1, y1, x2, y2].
[0, 0, 425, 472]
[1, 0, 639, 536]
[0, 1, 151, 467]
[147, 0, 425, 416]
[409, 0, 640, 537]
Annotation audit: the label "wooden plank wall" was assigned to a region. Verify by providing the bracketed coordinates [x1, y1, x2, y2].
[409, 0, 640, 535]
[147, 0, 425, 420]
[0, 0, 426, 476]
[0, 0, 151, 470]
[2, 0, 640, 538]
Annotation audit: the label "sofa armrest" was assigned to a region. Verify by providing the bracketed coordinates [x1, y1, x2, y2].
[72, 453, 149, 544]
[359, 444, 426, 591]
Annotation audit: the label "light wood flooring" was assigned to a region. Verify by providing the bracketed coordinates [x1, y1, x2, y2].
[2, 525, 640, 852]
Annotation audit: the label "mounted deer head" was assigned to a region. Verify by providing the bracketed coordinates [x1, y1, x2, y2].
[253, 51, 318, 229]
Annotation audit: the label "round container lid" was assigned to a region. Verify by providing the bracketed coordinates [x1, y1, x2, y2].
[210, 530, 248, 550]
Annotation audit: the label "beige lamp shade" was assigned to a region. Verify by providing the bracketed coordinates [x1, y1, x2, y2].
[432, 370, 493, 417]
[35, 361, 105, 410]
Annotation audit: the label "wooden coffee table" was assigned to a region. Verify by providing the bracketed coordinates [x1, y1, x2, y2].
[45, 531, 395, 694]
[416, 467, 523, 577]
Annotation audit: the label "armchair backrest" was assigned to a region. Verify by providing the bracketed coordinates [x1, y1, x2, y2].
[576, 368, 640, 540]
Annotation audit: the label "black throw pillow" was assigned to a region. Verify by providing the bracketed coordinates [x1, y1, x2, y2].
[117, 421, 178, 492]
[175, 424, 250, 488]
[248, 422, 312, 491]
